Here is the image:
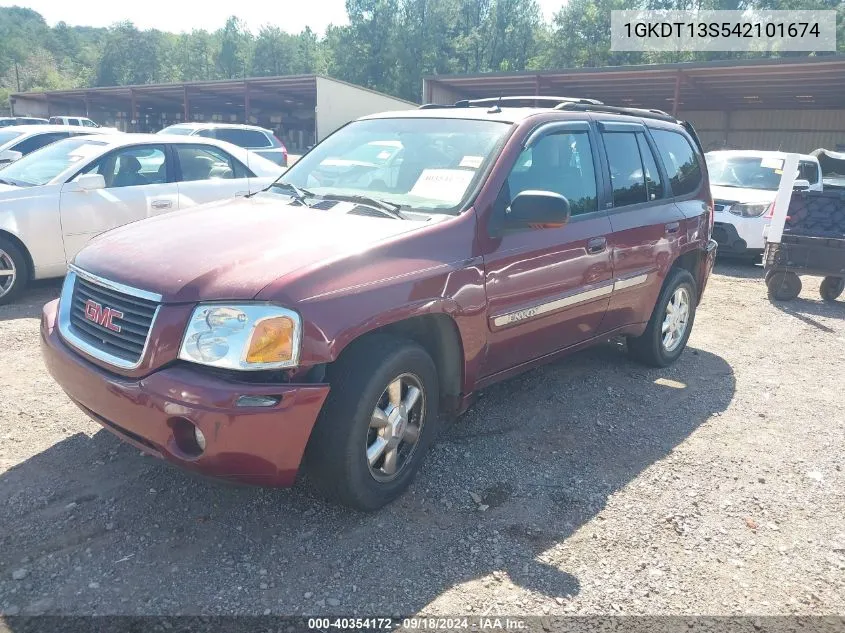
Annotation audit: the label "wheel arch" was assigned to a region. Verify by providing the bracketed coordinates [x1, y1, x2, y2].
[670, 247, 704, 302]
[0, 229, 34, 280]
[329, 311, 465, 417]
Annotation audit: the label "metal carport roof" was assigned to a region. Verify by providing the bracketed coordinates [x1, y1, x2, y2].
[422, 56, 845, 114]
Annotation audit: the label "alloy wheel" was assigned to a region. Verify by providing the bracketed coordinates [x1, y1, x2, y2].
[0, 249, 17, 299]
[366, 372, 426, 482]
[662, 286, 690, 352]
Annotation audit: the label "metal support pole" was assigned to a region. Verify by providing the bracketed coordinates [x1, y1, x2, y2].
[672, 71, 682, 117]
[183, 86, 190, 122]
[244, 82, 251, 123]
[129, 89, 138, 132]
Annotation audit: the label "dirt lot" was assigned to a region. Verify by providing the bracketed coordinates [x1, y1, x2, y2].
[1, 263, 843, 617]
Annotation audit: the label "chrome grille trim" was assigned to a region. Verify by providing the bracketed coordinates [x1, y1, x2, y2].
[58, 267, 162, 370]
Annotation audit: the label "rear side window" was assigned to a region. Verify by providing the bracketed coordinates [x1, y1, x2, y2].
[636, 133, 664, 201]
[603, 132, 648, 207]
[214, 128, 272, 149]
[13, 132, 70, 155]
[651, 129, 702, 197]
[798, 160, 820, 184]
[174, 144, 251, 181]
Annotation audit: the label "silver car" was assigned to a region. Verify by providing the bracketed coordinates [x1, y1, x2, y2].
[158, 123, 289, 167]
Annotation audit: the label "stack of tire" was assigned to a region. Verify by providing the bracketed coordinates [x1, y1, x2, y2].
[784, 191, 845, 238]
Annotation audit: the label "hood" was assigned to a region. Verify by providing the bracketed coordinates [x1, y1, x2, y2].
[74, 195, 428, 303]
[710, 185, 776, 205]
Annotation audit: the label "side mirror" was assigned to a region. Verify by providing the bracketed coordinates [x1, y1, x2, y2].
[793, 179, 811, 190]
[0, 149, 23, 164]
[70, 173, 106, 192]
[505, 190, 571, 230]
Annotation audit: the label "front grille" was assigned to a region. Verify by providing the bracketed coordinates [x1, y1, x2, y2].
[68, 275, 158, 364]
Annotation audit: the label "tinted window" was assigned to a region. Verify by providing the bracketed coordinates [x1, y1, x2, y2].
[81, 119, 98, 128]
[214, 128, 272, 149]
[13, 132, 70, 156]
[798, 160, 820, 184]
[505, 131, 598, 216]
[175, 145, 250, 181]
[0, 130, 25, 146]
[651, 129, 702, 197]
[603, 132, 647, 207]
[85, 145, 168, 188]
[69, 119, 82, 127]
[637, 133, 664, 200]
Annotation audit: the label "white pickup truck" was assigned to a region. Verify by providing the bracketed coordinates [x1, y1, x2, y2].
[705, 150, 823, 259]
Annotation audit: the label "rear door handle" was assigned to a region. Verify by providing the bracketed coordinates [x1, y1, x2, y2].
[151, 200, 172, 210]
[665, 221, 680, 234]
[587, 237, 607, 254]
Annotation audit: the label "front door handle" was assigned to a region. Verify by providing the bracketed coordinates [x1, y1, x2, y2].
[587, 237, 607, 254]
[665, 221, 680, 234]
[151, 200, 172, 210]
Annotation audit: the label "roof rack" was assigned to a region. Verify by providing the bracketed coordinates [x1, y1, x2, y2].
[554, 101, 677, 123]
[418, 95, 604, 110]
[418, 95, 679, 123]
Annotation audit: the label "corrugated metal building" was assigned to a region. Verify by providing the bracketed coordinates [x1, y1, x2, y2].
[422, 56, 845, 153]
[11, 76, 418, 152]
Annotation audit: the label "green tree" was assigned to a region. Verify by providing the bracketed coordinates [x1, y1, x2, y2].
[216, 16, 251, 79]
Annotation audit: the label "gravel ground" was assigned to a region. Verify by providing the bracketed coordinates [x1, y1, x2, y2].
[0, 263, 843, 618]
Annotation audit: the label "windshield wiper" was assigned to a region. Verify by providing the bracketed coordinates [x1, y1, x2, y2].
[319, 193, 404, 220]
[0, 177, 18, 186]
[256, 181, 316, 206]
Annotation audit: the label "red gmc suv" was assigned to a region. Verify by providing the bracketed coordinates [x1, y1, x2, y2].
[41, 97, 717, 510]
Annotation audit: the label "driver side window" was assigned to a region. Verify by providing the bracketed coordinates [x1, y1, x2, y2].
[503, 130, 598, 216]
[83, 145, 168, 188]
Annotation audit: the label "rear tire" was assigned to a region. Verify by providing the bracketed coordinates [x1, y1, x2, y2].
[305, 334, 440, 511]
[820, 276, 845, 302]
[767, 271, 802, 301]
[627, 268, 697, 368]
[0, 237, 29, 306]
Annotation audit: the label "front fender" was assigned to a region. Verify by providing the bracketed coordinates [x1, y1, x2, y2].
[293, 259, 489, 396]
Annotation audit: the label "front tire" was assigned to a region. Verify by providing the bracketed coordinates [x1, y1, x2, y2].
[0, 237, 29, 306]
[305, 334, 440, 511]
[627, 268, 697, 368]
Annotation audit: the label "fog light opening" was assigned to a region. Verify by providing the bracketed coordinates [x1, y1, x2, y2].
[170, 417, 206, 458]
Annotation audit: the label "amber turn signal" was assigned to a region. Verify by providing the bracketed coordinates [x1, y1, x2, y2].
[245, 317, 294, 364]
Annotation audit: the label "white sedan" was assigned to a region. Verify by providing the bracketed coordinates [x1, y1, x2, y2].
[0, 134, 283, 303]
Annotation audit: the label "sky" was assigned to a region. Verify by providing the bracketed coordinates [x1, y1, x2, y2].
[1, 0, 565, 34]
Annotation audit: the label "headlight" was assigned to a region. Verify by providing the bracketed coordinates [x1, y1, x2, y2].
[728, 202, 770, 218]
[178, 304, 301, 370]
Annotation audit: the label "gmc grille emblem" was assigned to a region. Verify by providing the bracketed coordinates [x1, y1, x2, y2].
[83, 299, 123, 333]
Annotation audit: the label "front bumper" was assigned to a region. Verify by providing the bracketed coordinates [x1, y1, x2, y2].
[41, 299, 329, 487]
[712, 214, 768, 253]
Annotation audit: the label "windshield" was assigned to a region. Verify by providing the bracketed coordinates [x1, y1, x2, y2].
[705, 154, 787, 191]
[0, 130, 25, 147]
[0, 137, 107, 186]
[158, 126, 195, 136]
[277, 118, 511, 214]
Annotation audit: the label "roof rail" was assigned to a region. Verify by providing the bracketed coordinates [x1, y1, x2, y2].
[554, 102, 677, 123]
[418, 95, 604, 110]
